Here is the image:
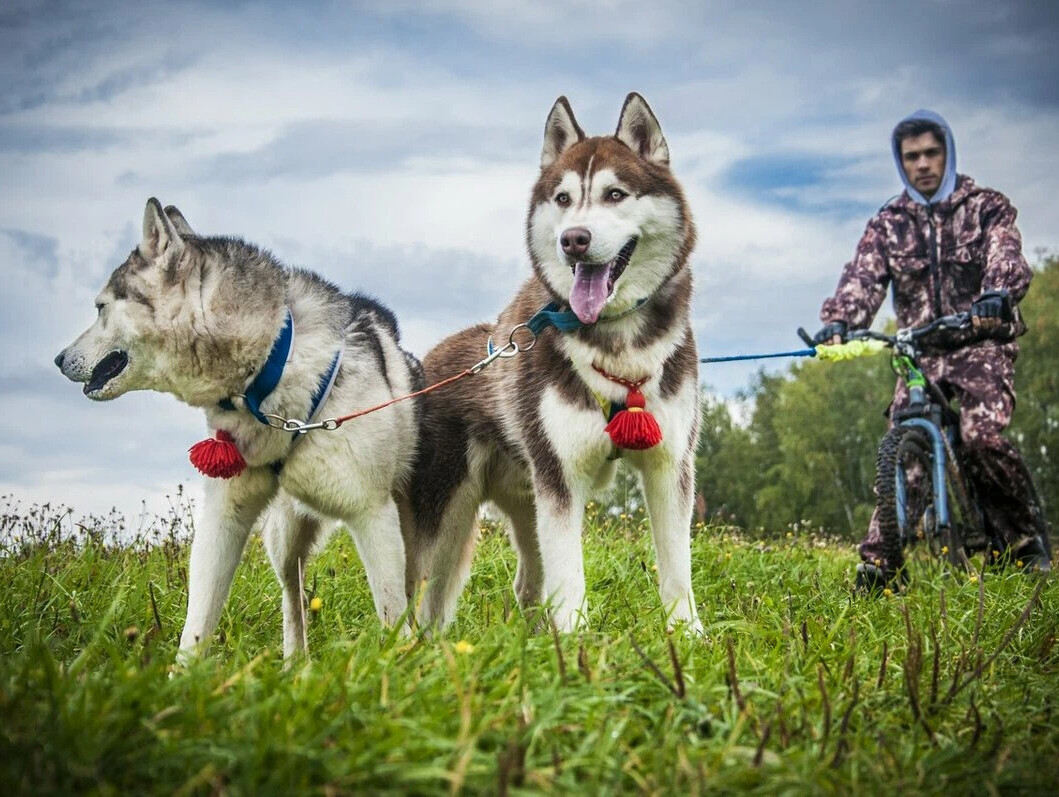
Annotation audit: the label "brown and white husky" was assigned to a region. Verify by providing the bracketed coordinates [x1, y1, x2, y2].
[405, 93, 702, 633]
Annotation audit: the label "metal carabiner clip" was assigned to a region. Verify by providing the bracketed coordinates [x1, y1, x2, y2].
[281, 418, 339, 434]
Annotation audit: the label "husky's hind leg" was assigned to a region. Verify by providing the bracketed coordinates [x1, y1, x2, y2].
[398, 498, 427, 606]
[346, 497, 409, 629]
[178, 471, 275, 661]
[490, 488, 541, 611]
[262, 492, 325, 660]
[418, 482, 482, 631]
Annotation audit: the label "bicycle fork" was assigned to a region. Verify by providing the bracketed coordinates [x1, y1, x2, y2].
[895, 418, 951, 539]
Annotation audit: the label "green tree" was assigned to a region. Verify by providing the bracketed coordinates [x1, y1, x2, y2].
[695, 391, 756, 526]
[758, 351, 891, 536]
[1011, 255, 1059, 532]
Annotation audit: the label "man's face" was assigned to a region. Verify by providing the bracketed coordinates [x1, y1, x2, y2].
[899, 131, 946, 198]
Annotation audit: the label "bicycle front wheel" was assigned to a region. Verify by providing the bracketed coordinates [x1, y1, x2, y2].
[874, 424, 970, 576]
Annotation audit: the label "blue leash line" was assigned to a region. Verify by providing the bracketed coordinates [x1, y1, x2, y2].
[700, 348, 816, 364]
[510, 301, 819, 366]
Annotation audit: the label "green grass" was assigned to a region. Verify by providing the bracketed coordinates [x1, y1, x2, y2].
[1, 501, 1056, 795]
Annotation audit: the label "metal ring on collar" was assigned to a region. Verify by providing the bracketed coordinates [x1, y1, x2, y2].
[507, 322, 537, 353]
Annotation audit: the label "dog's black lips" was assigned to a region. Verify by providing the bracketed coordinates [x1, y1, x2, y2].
[608, 237, 638, 289]
[84, 351, 128, 394]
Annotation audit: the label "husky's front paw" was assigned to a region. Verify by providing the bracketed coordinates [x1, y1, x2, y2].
[664, 601, 703, 637]
[168, 645, 200, 678]
[672, 616, 704, 637]
[550, 605, 587, 634]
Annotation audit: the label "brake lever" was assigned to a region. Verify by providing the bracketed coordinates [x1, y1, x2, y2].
[797, 327, 815, 347]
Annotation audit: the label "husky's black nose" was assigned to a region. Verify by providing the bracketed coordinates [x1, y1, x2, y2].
[54, 350, 65, 369]
[560, 227, 592, 257]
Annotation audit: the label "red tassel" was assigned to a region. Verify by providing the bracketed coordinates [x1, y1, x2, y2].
[604, 389, 663, 450]
[189, 430, 247, 479]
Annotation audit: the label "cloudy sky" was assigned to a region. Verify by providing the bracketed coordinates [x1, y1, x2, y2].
[2, 0, 1057, 522]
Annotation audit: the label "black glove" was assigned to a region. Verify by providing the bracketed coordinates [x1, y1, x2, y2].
[971, 290, 1013, 323]
[811, 320, 847, 345]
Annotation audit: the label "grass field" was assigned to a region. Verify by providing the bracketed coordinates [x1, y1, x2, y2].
[1, 496, 1056, 795]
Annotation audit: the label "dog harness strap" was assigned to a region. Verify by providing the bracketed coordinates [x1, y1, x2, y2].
[304, 348, 343, 427]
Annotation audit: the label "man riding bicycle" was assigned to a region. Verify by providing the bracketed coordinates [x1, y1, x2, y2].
[812, 109, 1051, 590]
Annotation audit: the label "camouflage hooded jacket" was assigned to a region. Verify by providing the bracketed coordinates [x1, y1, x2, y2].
[821, 173, 1032, 351]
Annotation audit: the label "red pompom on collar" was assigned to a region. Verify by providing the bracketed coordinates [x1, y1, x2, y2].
[593, 366, 663, 450]
[189, 430, 246, 479]
[604, 388, 663, 450]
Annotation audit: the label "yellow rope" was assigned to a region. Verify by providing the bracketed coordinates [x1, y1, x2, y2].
[814, 339, 889, 362]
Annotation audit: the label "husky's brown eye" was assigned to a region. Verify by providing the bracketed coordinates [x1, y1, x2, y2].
[95, 303, 104, 314]
[555, 192, 571, 207]
[606, 188, 628, 203]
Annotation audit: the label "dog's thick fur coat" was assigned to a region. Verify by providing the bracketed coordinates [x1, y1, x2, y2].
[57, 201, 421, 659]
[405, 94, 702, 632]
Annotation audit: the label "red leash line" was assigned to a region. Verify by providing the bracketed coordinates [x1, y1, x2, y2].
[331, 368, 474, 427]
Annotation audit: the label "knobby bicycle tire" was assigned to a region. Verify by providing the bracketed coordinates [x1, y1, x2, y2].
[874, 426, 932, 575]
[875, 425, 978, 576]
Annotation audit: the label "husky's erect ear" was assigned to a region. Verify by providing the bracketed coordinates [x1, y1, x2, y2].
[541, 96, 585, 169]
[163, 205, 196, 238]
[615, 92, 669, 165]
[141, 198, 184, 260]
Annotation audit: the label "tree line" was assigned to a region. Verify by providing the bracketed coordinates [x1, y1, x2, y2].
[694, 256, 1059, 540]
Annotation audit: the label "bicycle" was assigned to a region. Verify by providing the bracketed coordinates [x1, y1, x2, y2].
[797, 313, 1051, 582]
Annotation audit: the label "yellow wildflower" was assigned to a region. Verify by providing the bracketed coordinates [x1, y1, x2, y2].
[1016, 560, 1024, 568]
[309, 596, 323, 612]
[454, 640, 475, 655]
[883, 588, 893, 597]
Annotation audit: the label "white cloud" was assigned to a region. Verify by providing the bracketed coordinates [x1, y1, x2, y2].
[1, 0, 1057, 520]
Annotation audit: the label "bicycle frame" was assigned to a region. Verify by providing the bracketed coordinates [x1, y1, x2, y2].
[888, 351, 954, 539]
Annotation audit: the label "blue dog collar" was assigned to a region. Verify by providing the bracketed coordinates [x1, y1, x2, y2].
[219, 308, 341, 431]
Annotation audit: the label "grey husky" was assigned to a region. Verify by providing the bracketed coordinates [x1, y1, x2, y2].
[405, 94, 703, 633]
[56, 199, 421, 659]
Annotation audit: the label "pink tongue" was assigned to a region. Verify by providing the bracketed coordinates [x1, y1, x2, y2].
[570, 262, 613, 324]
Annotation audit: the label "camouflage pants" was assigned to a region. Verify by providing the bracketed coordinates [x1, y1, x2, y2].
[860, 343, 1044, 568]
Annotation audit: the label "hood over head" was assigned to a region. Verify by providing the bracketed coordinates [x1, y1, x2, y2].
[891, 109, 957, 205]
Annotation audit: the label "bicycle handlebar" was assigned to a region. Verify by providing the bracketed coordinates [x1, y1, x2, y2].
[797, 312, 972, 350]
[848, 312, 971, 345]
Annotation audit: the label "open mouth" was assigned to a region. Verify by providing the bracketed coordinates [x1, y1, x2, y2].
[84, 350, 128, 395]
[569, 237, 638, 325]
